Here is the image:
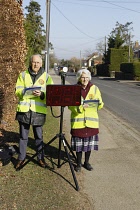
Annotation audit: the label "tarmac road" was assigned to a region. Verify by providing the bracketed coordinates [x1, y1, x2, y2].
[50, 70, 140, 210]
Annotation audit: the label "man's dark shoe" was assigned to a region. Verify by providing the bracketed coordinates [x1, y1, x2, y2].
[75, 164, 81, 172]
[15, 159, 25, 170]
[38, 158, 47, 168]
[83, 162, 93, 171]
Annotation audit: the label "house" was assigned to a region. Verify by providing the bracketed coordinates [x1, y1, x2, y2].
[86, 53, 103, 67]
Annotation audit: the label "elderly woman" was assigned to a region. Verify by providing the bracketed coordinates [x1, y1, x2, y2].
[68, 69, 104, 172]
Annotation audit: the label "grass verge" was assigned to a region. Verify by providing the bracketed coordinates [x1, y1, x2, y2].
[0, 107, 92, 210]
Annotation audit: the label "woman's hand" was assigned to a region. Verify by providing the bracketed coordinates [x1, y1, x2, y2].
[83, 104, 89, 110]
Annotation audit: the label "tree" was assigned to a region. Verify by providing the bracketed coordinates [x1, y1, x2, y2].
[108, 21, 133, 49]
[96, 40, 105, 54]
[24, 1, 46, 65]
[83, 49, 94, 58]
[103, 21, 133, 64]
[0, 0, 26, 129]
[49, 53, 59, 68]
[58, 58, 80, 72]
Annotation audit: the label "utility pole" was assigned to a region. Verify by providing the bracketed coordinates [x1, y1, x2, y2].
[105, 36, 107, 56]
[128, 33, 131, 63]
[80, 50, 82, 68]
[45, 0, 51, 73]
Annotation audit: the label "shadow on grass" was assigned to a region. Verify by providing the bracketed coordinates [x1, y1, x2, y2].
[10, 141, 78, 191]
[0, 128, 78, 190]
[0, 128, 75, 163]
[0, 129, 19, 145]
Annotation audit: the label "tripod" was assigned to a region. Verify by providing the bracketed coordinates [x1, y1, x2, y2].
[45, 105, 79, 191]
[16, 71, 80, 191]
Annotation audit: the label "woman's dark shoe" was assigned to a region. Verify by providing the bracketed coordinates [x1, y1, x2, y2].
[75, 164, 81, 172]
[37, 158, 47, 168]
[83, 162, 93, 171]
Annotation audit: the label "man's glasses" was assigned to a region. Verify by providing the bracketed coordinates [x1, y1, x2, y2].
[32, 62, 40, 65]
[81, 77, 89, 80]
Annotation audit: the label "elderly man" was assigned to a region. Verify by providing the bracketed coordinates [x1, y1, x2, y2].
[15, 54, 53, 169]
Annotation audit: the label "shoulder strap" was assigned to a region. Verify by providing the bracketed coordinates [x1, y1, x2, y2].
[90, 85, 97, 95]
[21, 71, 26, 81]
[46, 73, 49, 83]
[93, 85, 97, 95]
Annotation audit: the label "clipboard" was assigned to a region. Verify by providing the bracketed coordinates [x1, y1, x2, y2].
[83, 99, 99, 107]
[23, 86, 41, 98]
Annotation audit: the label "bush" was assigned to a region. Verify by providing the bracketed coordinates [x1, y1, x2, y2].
[120, 62, 140, 80]
[96, 64, 110, 76]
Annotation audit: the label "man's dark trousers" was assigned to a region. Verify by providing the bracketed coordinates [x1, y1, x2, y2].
[18, 122, 44, 160]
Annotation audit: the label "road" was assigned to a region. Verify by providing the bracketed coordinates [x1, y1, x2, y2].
[92, 77, 140, 134]
[51, 70, 140, 210]
[65, 73, 140, 135]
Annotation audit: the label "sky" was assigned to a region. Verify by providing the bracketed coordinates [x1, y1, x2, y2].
[23, 0, 140, 60]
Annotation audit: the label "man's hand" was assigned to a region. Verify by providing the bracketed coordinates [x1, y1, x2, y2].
[33, 90, 41, 97]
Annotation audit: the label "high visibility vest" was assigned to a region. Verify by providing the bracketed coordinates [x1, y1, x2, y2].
[68, 85, 104, 129]
[15, 70, 53, 114]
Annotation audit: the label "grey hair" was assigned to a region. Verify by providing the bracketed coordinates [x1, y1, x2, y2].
[29, 54, 42, 66]
[76, 69, 91, 81]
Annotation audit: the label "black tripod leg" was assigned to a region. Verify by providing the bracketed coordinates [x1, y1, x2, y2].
[63, 136, 77, 161]
[58, 136, 62, 168]
[62, 139, 79, 191]
[16, 135, 59, 171]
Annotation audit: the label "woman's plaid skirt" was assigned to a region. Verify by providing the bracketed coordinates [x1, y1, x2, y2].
[71, 134, 99, 152]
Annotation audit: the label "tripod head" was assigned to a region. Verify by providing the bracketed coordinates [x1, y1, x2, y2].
[59, 67, 68, 85]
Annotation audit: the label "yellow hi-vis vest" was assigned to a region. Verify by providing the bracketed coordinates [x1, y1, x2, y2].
[68, 85, 104, 129]
[15, 70, 53, 114]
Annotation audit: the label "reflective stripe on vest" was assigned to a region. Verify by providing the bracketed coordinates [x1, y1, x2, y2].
[71, 117, 99, 123]
[18, 100, 46, 107]
[16, 85, 24, 89]
[21, 71, 25, 80]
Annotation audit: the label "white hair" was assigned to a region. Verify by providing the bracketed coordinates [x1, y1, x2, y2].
[29, 54, 42, 67]
[76, 69, 91, 81]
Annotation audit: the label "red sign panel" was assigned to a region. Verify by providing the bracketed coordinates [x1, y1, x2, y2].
[46, 85, 81, 106]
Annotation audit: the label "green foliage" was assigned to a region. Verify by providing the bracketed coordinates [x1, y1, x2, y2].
[108, 33, 125, 49]
[59, 58, 80, 71]
[120, 63, 134, 74]
[104, 21, 133, 65]
[96, 64, 110, 76]
[133, 62, 140, 78]
[120, 62, 140, 80]
[24, 1, 46, 67]
[60, 59, 69, 67]
[109, 48, 129, 72]
[109, 21, 133, 47]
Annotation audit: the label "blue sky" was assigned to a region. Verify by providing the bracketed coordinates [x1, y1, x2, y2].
[23, 0, 140, 60]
